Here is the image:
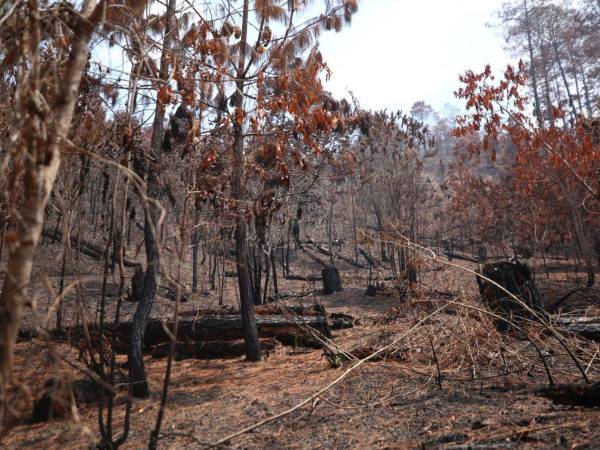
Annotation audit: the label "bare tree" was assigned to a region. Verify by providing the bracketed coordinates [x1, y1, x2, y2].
[0, 0, 105, 425]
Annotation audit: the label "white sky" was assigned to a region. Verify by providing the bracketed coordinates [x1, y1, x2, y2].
[316, 0, 514, 115]
[95, 0, 514, 120]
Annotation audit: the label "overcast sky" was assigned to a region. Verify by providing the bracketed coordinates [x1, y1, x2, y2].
[316, 0, 515, 116]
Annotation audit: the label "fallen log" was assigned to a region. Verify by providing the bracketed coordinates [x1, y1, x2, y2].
[300, 247, 328, 267]
[336, 252, 367, 269]
[158, 284, 190, 303]
[330, 312, 358, 329]
[445, 251, 483, 264]
[535, 382, 600, 407]
[42, 230, 191, 302]
[548, 270, 595, 312]
[284, 274, 322, 282]
[43, 228, 142, 268]
[60, 315, 332, 353]
[137, 316, 331, 350]
[257, 304, 326, 316]
[177, 305, 355, 330]
[151, 338, 281, 360]
[128, 267, 190, 303]
[179, 304, 325, 318]
[269, 290, 319, 301]
[358, 248, 379, 267]
[314, 243, 366, 268]
[311, 242, 333, 258]
[555, 317, 600, 341]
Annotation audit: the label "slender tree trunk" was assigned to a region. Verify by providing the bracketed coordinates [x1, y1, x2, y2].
[327, 201, 335, 266]
[263, 249, 270, 304]
[568, 51, 583, 114]
[210, 248, 217, 290]
[219, 253, 225, 305]
[579, 62, 592, 115]
[540, 46, 555, 122]
[0, 220, 6, 265]
[374, 204, 386, 262]
[550, 64, 569, 128]
[285, 224, 291, 275]
[231, 0, 261, 361]
[552, 41, 578, 119]
[524, 0, 543, 126]
[191, 181, 200, 292]
[128, 0, 176, 398]
[57, 245, 67, 332]
[351, 178, 358, 270]
[270, 249, 278, 298]
[191, 230, 200, 293]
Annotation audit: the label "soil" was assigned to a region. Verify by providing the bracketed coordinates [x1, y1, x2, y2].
[2, 239, 600, 449]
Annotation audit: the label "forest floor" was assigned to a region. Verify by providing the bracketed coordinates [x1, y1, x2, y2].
[3, 238, 600, 449]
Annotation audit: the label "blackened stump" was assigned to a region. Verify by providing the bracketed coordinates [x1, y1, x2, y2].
[476, 261, 544, 331]
[322, 266, 342, 295]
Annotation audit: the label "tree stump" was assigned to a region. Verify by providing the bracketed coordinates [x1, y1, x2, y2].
[31, 379, 73, 423]
[322, 266, 342, 295]
[476, 261, 544, 331]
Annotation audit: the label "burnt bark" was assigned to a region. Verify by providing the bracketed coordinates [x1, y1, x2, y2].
[322, 266, 342, 295]
[476, 261, 544, 331]
[230, 0, 261, 361]
[65, 315, 332, 353]
[127, 0, 176, 398]
[191, 230, 201, 293]
[536, 382, 600, 407]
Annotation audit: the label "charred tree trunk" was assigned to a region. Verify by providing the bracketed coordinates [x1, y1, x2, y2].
[374, 205, 386, 262]
[230, 0, 261, 361]
[0, 218, 7, 264]
[56, 248, 67, 332]
[191, 229, 200, 293]
[285, 223, 291, 276]
[127, 0, 176, 398]
[209, 247, 216, 290]
[270, 249, 278, 299]
[62, 315, 333, 353]
[128, 207, 160, 398]
[263, 249, 271, 304]
[252, 246, 262, 306]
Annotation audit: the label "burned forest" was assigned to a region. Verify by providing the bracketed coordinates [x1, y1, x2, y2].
[2, 0, 600, 448]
